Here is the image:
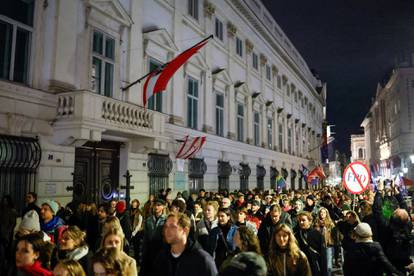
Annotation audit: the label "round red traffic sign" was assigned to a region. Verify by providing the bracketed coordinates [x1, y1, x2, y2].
[342, 161, 371, 194]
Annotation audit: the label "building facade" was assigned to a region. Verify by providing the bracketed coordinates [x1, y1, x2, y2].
[0, 0, 326, 208]
[361, 67, 414, 180]
[350, 134, 365, 163]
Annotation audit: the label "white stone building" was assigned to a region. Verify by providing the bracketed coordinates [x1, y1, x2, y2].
[361, 66, 414, 179]
[350, 134, 365, 163]
[0, 0, 326, 208]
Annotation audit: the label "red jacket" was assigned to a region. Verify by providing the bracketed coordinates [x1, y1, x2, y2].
[19, 261, 52, 276]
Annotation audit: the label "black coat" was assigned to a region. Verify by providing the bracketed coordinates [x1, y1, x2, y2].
[343, 241, 403, 276]
[258, 212, 292, 257]
[295, 228, 327, 276]
[151, 239, 218, 276]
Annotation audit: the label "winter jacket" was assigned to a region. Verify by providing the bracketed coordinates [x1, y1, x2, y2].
[295, 228, 327, 276]
[18, 260, 52, 276]
[140, 214, 167, 276]
[52, 245, 90, 273]
[119, 250, 137, 276]
[268, 248, 312, 276]
[343, 241, 403, 276]
[40, 216, 65, 244]
[22, 203, 40, 217]
[117, 210, 132, 241]
[258, 212, 292, 257]
[151, 239, 218, 276]
[196, 218, 220, 257]
[372, 191, 413, 273]
[215, 223, 237, 268]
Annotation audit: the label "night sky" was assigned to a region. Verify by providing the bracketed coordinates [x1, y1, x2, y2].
[263, 0, 414, 155]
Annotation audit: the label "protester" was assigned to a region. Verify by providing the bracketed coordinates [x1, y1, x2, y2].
[233, 226, 261, 254]
[91, 247, 123, 276]
[196, 200, 220, 256]
[342, 223, 403, 276]
[151, 213, 218, 275]
[52, 226, 90, 273]
[314, 207, 337, 275]
[268, 223, 312, 276]
[52, 259, 86, 276]
[235, 208, 257, 234]
[0, 195, 18, 269]
[16, 210, 41, 238]
[295, 211, 327, 276]
[40, 200, 66, 244]
[101, 227, 137, 275]
[23, 192, 41, 216]
[258, 204, 292, 257]
[140, 198, 167, 276]
[14, 232, 53, 276]
[130, 199, 143, 262]
[216, 208, 237, 268]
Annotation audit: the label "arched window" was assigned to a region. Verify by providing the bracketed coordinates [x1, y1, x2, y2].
[358, 148, 364, 159]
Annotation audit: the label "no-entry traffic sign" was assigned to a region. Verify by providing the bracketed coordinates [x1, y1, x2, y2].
[343, 161, 371, 194]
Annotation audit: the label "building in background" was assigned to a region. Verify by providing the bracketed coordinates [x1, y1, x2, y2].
[361, 63, 414, 180]
[0, 0, 326, 208]
[350, 134, 366, 163]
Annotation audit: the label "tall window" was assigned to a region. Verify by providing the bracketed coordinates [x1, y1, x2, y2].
[358, 148, 364, 159]
[237, 103, 244, 142]
[302, 135, 306, 156]
[215, 18, 223, 41]
[267, 118, 273, 149]
[266, 64, 271, 81]
[286, 84, 290, 97]
[277, 75, 282, 89]
[92, 30, 115, 97]
[215, 92, 224, 136]
[187, 77, 198, 129]
[278, 123, 283, 151]
[254, 111, 260, 146]
[252, 53, 258, 70]
[236, 37, 243, 57]
[147, 59, 162, 111]
[0, 0, 34, 84]
[188, 0, 199, 20]
[288, 127, 292, 154]
[295, 129, 299, 155]
[294, 91, 298, 102]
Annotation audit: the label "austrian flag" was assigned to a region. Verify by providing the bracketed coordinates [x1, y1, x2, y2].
[176, 135, 206, 159]
[143, 36, 211, 107]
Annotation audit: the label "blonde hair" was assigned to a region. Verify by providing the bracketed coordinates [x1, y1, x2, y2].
[62, 226, 87, 248]
[55, 259, 86, 276]
[318, 207, 335, 229]
[101, 227, 125, 251]
[269, 224, 302, 266]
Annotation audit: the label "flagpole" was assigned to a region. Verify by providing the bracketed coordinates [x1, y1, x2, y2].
[121, 34, 213, 91]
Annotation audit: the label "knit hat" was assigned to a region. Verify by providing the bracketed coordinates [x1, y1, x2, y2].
[116, 200, 126, 214]
[354, 222, 373, 238]
[19, 210, 40, 232]
[221, 252, 267, 276]
[41, 199, 59, 215]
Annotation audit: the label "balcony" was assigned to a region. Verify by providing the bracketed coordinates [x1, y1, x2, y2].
[53, 90, 167, 146]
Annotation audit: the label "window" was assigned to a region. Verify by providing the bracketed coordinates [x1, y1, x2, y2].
[236, 37, 243, 57]
[278, 123, 283, 151]
[358, 148, 364, 159]
[294, 91, 298, 102]
[147, 59, 163, 111]
[252, 53, 258, 70]
[295, 129, 299, 155]
[215, 92, 224, 136]
[277, 75, 282, 89]
[287, 127, 292, 154]
[188, 0, 199, 20]
[187, 77, 199, 129]
[286, 84, 290, 97]
[92, 30, 115, 97]
[267, 118, 273, 149]
[215, 18, 224, 41]
[237, 103, 244, 142]
[266, 64, 271, 81]
[0, 0, 34, 84]
[254, 111, 260, 146]
[302, 135, 306, 156]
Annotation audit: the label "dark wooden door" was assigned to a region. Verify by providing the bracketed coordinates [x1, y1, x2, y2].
[73, 141, 119, 203]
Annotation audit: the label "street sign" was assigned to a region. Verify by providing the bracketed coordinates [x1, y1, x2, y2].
[343, 161, 371, 194]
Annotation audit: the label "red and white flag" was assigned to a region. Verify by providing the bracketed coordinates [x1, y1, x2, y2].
[176, 135, 206, 159]
[143, 37, 211, 107]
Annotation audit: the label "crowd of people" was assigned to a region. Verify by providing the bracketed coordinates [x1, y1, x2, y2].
[0, 180, 413, 275]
